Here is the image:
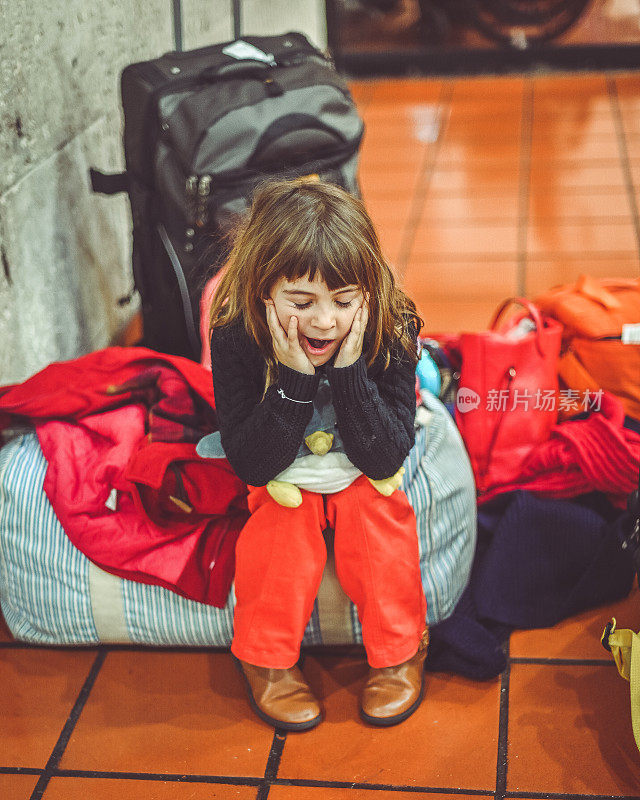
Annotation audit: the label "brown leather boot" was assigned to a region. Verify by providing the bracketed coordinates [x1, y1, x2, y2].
[233, 655, 322, 731]
[360, 629, 429, 726]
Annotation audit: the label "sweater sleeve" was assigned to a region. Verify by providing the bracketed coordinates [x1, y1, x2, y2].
[210, 323, 320, 486]
[325, 326, 417, 480]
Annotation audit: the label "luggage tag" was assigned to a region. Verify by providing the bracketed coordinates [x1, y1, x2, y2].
[222, 41, 276, 66]
[621, 323, 640, 344]
[105, 487, 118, 512]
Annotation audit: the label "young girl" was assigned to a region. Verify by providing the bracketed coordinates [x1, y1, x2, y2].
[201, 177, 428, 730]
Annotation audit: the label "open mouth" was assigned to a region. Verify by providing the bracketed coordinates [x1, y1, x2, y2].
[304, 336, 334, 354]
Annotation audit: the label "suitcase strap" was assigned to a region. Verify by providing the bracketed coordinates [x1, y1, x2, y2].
[90, 168, 129, 196]
[157, 223, 201, 357]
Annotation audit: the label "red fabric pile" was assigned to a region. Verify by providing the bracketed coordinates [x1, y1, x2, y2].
[0, 347, 249, 607]
[478, 392, 640, 507]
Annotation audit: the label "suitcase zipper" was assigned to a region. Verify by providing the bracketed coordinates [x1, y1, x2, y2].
[567, 335, 625, 344]
[196, 175, 212, 228]
[193, 136, 362, 188]
[185, 138, 362, 228]
[185, 174, 212, 229]
[185, 175, 199, 229]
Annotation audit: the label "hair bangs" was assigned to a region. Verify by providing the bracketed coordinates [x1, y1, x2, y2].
[258, 214, 369, 294]
[293, 220, 373, 292]
[326, 223, 375, 289]
[260, 224, 319, 290]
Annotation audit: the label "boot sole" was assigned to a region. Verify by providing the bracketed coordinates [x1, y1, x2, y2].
[359, 668, 426, 727]
[232, 655, 322, 732]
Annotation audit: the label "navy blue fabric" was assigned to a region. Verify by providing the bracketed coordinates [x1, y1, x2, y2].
[625, 415, 640, 435]
[427, 490, 635, 680]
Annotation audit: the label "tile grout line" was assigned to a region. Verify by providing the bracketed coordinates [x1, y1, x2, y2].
[395, 81, 454, 281]
[607, 76, 640, 267]
[510, 657, 616, 667]
[517, 81, 534, 298]
[52, 768, 496, 794]
[0, 641, 618, 666]
[55, 769, 263, 784]
[495, 636, 511, 800]
[272, 778, 492, 793]
[255, 731, 287, 800]
[0, 768, 43, 775]
[27, 649, 107, 800]
[505, 793, 640, 800]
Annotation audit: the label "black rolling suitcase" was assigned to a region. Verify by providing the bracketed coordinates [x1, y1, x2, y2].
[91, 32, 364, 360]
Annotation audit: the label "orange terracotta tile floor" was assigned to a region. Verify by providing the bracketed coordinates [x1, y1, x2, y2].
[3, 71, 640, 799]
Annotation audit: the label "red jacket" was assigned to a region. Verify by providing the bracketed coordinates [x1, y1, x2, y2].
[0, 348, 248, 606]
[478, 393, 640, 507]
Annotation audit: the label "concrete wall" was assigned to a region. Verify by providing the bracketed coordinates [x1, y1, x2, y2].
[0, 0, 326, 384]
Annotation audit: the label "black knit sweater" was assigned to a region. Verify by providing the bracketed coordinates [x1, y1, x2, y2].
[210, 319, 417, 487]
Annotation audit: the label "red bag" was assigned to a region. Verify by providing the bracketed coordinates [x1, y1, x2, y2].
[455, 298, 563, 496]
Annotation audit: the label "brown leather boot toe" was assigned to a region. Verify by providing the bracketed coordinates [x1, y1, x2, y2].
[233, 655, 322, 731]
[360, 630, 429, 727]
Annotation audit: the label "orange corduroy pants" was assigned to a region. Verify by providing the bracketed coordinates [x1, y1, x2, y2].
[231, 475, 426, 669]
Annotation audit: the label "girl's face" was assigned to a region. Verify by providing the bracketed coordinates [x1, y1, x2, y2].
[268, 272, 364, 367]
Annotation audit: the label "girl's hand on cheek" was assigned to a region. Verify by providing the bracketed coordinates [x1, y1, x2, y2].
[333, 300, 368, 369]
[265, 300, 315, 375]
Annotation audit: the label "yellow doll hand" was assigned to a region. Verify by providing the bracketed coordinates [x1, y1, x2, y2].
[266, 480, 303, 508]
[367, 466, 405, 497]
[305, 430, 334, 455]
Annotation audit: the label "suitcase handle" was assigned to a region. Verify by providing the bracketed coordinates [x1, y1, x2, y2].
[200, 61, 271, 82]
[197, 61, 283, 96]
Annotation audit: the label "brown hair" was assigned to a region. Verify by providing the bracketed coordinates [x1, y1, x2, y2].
[209, 177, 423, 389]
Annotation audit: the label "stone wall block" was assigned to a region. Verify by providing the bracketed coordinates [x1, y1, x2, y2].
[0, 0, 173, 194]
[239, 0, 327, 48]
[0, 117, 136, 384]
[182, 0, 234, 50]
